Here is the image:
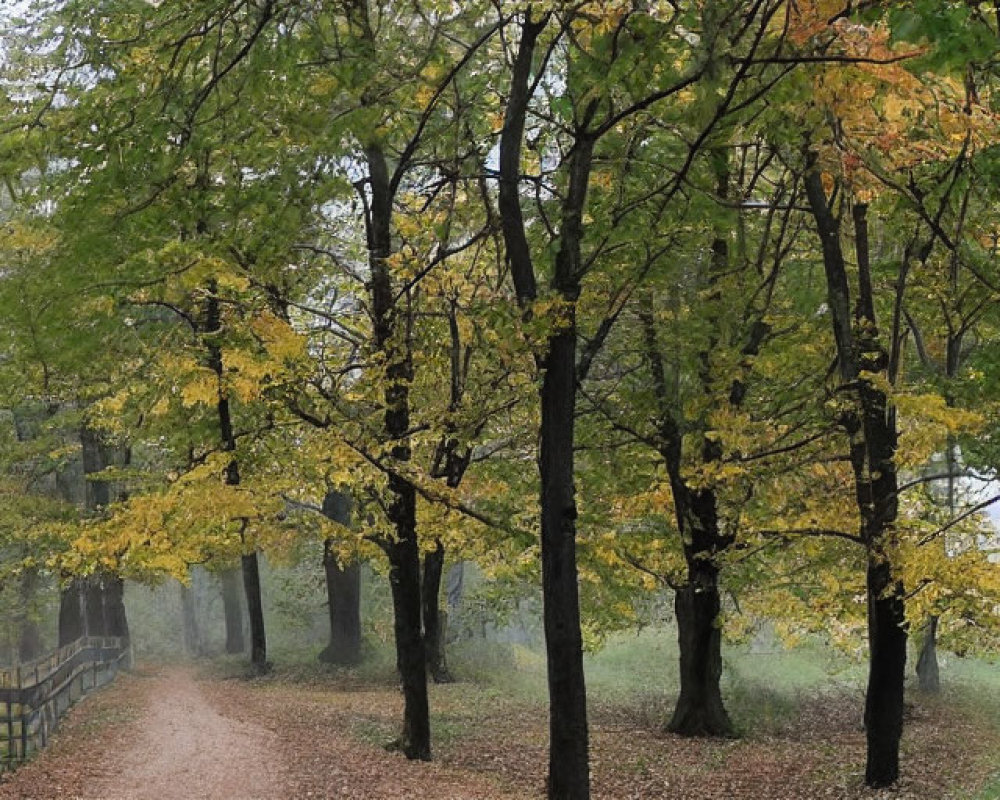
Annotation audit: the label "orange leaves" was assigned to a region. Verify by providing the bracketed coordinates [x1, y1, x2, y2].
[787, 0, 850, 46]
[792, 7, 1000, 198]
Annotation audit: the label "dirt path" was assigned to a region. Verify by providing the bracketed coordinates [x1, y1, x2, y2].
[2, 661, 994, 799]
[88, 667, 284, 800]
[0, 664, 521, 800]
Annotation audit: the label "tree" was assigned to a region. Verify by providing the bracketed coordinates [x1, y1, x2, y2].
[318, 489, 361, 666]
[496, 3, 792, 793]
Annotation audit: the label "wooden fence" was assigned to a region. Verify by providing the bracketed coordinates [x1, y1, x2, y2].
[0, 636, 130, 769]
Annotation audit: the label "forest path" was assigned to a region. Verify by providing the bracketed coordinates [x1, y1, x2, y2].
[0, 662, 523, 799]
[88, 665, 283, 800]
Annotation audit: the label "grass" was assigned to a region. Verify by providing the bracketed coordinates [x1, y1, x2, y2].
[945, 657, 1000, 800]
[573, 627, 867, 735]
[187, 626, 1000, 798]
[202, 626, 992, 742]
[972, 774, 1000, 800]
[249, 626, 894, 738]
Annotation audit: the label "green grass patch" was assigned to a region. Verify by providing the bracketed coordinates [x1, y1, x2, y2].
[944, 657, 1000, 800]
[970, 772, 1000, 800]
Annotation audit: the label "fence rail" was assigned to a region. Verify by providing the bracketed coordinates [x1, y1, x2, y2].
[0, 637, 129, 769]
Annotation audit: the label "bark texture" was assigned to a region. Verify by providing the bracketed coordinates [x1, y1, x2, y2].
[84, 577, 107, 637]
[667, 568, 733, 736]
[58, 578, 86, 647]
[104, 575, 130, 640]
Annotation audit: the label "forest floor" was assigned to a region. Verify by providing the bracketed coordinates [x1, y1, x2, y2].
[0, 648, 997, 799]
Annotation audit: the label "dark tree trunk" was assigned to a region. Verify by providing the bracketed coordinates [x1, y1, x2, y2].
[916, 616, 940, 692]
[386, 519, 431, 760]
[865, 557, 907, 787]
[319, 486, 361, 665]
[805, 171, 906, 788]
[539, 326, 590, 800]
[80, 429, 130, 647]
[17, 569, 43, 662]
[104, 575, 130, 639]
[181, 581, 202, 656]
[641, 370, 733, 738]
[242, 552, 268, 673]
[81, 427, 111, 509]
[84, 576, 106, 637]
[422, 539, 452, 683]
[499, 14, 591, 797]
[651, 153, 735, 740]
[319, 545, 362, 665]
[664, 483, 734, 737]
[58, 578, 85, 647]
[221, 568, 245, 654]
[204, 279, 267, 673]
[363, 133, 431, 761]
[667, 566, 733, 736]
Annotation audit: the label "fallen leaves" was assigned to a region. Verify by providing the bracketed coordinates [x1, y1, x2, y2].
[0, 662, 997, 799]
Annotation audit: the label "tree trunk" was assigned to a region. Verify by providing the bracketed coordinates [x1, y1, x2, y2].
[422, 539, 452, 683]
[103, 575, 129, 639]
[540, 326, 590, 800]
[17, 569, 44, 662]
[386, 517, 431, 760]
[318, 491, 361, 665]
[637, 148, 738, 741]
[84, 576, 106, 637]
[104, 574, 130, 666]
[864, 556, 907, 787]
[319, 545, 362, 666]
[916, 615, 940, 692]
[203, 278, 267, 673]
[641, 306, 735, 738]
[363, 132, 431, 761]
[220, 568, 245, 654]
[666, 511, 734, 738]
[667, 566, 733, 736]
[81, 426, 111, 509]
[58, 578, 85, 647]
[242, 552, 268, 673]
[181, 580, 202, 656]
[805, 171, 906, 788]
[80, 429, 131, 647]
[498, 15, 591, 795]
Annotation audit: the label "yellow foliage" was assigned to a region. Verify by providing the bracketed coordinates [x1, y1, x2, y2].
[180, 372, 219, 408]
[895, 393, 983, 467]
[251, 311, 307, 363]
[3, 222, 58, 255]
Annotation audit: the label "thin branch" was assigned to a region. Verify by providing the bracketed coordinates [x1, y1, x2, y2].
[918, 493, 1000, 546]
[756, 527, 864, 545]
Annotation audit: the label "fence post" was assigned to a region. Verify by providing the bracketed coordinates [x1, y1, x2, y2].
[6, 693, 13, 765]
[0, 635, 127, 770]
